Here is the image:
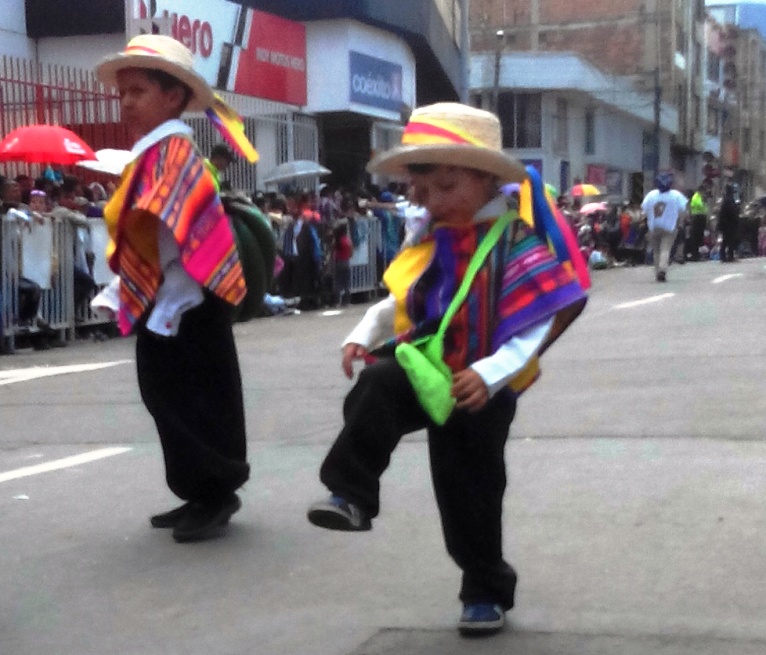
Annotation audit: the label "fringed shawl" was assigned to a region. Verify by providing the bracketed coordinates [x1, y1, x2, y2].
[104, 135, 245, 334]
[383, 211, 587, 393]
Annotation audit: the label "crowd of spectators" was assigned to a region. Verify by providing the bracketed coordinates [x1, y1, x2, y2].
[559, 182, 766, 270]
[4, 164, 766, 351]
[1, 170, 106, 348]
[252, 181, 416, 312]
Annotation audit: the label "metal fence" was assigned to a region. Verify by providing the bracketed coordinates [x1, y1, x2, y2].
[349, 216, 383, 296]
[1, 214, 73, 351]
[0, 54, 319, 191]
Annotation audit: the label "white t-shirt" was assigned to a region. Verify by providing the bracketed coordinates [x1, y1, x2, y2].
[641, 189, 689, 232]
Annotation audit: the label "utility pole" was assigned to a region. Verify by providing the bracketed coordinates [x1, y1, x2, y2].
[652, 65, 662, 182]
[459, 0, 470, 102]
[492, 29, 505, 114]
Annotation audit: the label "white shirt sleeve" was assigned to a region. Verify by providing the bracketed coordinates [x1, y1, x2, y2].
[470, 318, 554, 398]
[145, 222, 204, 337]
[341, 294, 396, 350]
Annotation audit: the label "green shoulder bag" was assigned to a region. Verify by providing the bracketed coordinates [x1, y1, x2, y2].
[395, 212, 512, 425]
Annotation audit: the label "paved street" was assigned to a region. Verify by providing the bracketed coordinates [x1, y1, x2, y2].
[1, 259, 765, 655]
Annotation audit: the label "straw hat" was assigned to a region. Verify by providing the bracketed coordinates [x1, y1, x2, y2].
[367, 102, 526, 183]
[96, 34, 214, 111]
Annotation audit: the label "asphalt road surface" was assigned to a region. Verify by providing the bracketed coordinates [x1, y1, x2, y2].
[1, 258, 765, 655]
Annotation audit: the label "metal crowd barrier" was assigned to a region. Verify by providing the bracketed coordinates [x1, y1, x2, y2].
[349, 216, 383, 296]
[0, 212, 113, 353]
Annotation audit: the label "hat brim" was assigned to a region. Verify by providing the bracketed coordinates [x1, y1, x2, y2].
[96, 53, 214, 112]
[367, 144, 527, 183]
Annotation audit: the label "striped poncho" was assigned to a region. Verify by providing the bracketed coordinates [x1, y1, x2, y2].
[104, 135, 246, 335]
[383, 211, 587, 393]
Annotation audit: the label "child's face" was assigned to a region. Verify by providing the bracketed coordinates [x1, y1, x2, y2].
[29, 195, 47, 212]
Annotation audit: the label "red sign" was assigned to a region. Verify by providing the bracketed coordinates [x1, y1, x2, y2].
[233, 10, 307, 106]
[586, 165, 607, 186]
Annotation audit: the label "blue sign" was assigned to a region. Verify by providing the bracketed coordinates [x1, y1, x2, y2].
[349, 51, 403, 112]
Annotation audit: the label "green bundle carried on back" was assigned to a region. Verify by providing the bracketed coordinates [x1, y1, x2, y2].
[221, 195, 276, 322]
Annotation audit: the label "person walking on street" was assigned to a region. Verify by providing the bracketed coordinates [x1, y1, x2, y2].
[95, 35, 255, 542]
[641, 171, 688, 282]
[686, 183, 709, 262]
[718, 183, 740, 263]
[306, 103, 588, 637]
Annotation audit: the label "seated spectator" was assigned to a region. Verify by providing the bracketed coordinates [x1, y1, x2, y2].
[2, 178, 26, 212]
[15, 174, 34, 204]
[50, 178, 97, 313]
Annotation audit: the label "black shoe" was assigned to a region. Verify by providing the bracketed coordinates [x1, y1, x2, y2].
[307, 495, 372, 531]
[172, 494, 241, 543]
[656, 271, 666, 282]
[150, 503, 191, 529]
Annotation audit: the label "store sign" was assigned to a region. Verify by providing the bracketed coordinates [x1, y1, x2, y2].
[231, 10, 307, 106]
[126, 0, 307, 105]
[349, 51, 403, 112]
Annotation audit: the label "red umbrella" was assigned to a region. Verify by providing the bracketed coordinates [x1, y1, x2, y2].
[0, 124, 97, 165]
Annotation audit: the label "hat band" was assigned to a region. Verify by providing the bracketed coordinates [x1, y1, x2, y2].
[124, 44, 163, 56]
[402, 118, 488, 148]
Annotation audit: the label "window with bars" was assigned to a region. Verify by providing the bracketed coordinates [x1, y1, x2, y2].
[497, 92, 542, 148]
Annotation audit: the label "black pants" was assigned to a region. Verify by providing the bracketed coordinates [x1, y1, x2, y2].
[18, 277, 41, 322]
[721, 226, 738, 262]
[686, 214, 706, 261]
[319, 357, 518, 609]
[333, 261, 351, 304]
[73, 266, 97, 309]
[136, 294, 249, 503]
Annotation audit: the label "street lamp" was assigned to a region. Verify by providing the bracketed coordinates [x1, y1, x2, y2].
[492, 29, 505, 114]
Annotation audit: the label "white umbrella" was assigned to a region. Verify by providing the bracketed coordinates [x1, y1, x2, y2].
[76, 148, 133, 177]
[262, 160, 331, 185]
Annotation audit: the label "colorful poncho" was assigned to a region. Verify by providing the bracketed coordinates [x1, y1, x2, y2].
[383, 209, 587, 394]
[104, 135, 246, 335]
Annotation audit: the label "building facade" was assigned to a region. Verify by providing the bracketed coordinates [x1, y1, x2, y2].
[470, 0, 708, 190]
[13, 0, 467, 190]
[471, 51, 678, 200]
[708, 2, 766, 197]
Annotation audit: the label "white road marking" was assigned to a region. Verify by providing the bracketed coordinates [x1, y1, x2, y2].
[712, 273, 743, 285]
[0, 360, 132, 386]
[0, 447, 132, 483]
[321, 310, 343, 317]
[614, 293, 675, 310]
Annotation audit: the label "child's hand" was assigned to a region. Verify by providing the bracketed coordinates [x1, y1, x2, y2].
[452, 369, 489, 413]
[341, 343, 369, 379]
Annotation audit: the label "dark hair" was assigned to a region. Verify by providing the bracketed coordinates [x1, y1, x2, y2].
[211, 143, 234, 162]
[61, 175, 80, 195]
[143, 68, 194, 109]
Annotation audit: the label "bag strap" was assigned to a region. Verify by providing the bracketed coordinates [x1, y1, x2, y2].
[434, 210, 513, 342]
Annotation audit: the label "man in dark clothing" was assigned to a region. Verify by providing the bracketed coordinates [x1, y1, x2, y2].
[718, 184, 740, 263]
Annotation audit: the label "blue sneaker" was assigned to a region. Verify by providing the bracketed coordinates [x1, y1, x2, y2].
[307, 495, 372, 531]
[457, 603, 505, 636]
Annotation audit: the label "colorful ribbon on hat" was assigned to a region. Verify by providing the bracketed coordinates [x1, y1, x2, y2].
[519, 166, 590, 290]
[205, 94, 259, 163]
[401, 116, 488, 148]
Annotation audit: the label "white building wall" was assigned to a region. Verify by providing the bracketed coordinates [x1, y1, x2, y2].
[0, 0, 35, 59]
[36, 35, 125, 70]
